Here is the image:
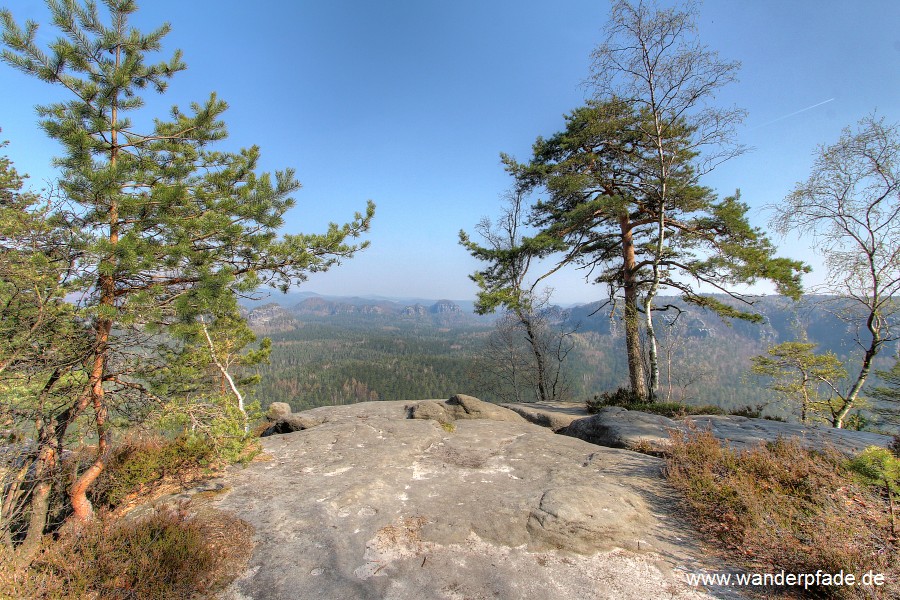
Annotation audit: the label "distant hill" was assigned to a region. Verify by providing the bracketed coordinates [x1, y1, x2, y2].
[243, 295, 494, 329]
[562, 294, 881, 358]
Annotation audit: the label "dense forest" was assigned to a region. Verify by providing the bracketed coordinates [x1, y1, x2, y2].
[244, 294, 898, 432]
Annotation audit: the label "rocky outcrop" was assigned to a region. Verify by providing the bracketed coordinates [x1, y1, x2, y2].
[429, 299, 462, 314]
[403, 304, 428, 316]
[245, 303, 298, 332]
[407, 394, 527, 424]
[560, 407, 681, 454]
[261, 402, 325, 436]
[212, 401, 723, 600]
[558, 406, 893, 455]
[686, 413, 893, 455]
[504, 401, 591, 431]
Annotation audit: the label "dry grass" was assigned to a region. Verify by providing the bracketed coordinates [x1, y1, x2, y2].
[666, 430, 898, 598]
[0, 507, 254, 599]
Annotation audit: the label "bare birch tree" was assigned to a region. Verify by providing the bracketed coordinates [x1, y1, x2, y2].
[590, 0, 747, 398]
[771, 115, 900, 428]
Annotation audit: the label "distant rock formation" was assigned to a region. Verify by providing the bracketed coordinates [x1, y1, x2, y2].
[245, 303, 298, 331]
[429, 299, 462, 314]
[287, 296, 469, 323]
[403, 303, 428, 316]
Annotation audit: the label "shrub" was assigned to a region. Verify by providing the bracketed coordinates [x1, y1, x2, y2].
[848, 446, 899, 535]
[586, 387, 642, 412]
[89, 435, 214, 509]
[0, 508, 253, 599]
[152, 395, 262, 465]
[666, 431, 898, 598]
[586, 387, 726, 418]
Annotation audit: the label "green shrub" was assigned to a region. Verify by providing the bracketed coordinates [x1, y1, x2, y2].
[586, 387, 726, 418]
[152, 395, 262, 466]
[728, 404, 765, 418]
[586, 387, 643, 412]
[848, 446, 899, 535]
[89, 435, 214, 509]
[849, 447, 900, 492]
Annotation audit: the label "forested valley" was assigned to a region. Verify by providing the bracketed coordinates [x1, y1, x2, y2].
[245, 294, 898, 433]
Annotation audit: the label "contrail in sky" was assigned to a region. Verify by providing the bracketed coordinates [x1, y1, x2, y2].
[752, 98, 835, 129]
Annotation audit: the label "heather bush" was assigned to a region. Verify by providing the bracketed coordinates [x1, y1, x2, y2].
[666, 431, 898, 598]
[0, 508, 252, 599]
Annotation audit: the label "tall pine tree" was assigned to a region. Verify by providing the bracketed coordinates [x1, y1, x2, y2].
[1, 0, 374, 523]
[505, 98, 806, 398]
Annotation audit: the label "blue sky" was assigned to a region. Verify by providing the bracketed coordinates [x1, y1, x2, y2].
[1, 1, 899, 304]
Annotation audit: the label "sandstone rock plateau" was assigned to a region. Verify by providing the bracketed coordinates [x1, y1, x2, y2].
[532, 405, 892, 456]
[213, 399, 727, 600]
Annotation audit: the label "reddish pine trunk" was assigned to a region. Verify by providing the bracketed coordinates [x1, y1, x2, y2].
[620, 214, 647, 399]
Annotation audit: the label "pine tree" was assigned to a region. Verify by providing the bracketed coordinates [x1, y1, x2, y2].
[750, 342, 847, 424]
[1, 1, 374, 523]
[590, 0, 749, 399]
[506, 98, 806, 398]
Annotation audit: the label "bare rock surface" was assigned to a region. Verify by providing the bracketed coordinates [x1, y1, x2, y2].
[407, 393, 527, 424]
[560, 407, 681, 454]
[555, 406, 893, 455]
[212, 400, 727, 600]
[503, 401, 589, 431]
[686, 413, 893, 455]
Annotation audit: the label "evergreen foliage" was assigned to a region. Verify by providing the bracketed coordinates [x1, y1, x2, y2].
[503, 97, 806, 399]
[0, 0, 373, 535]
[750, 342, 848, 424]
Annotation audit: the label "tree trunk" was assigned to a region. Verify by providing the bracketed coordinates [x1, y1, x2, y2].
[520, 313, 549, 403]
[620, 215, 647, 398]
[1, 462, 29, 548]
[20, 445, 55, 558]
[644, 293, 659, 400]
[201, 319, 248, 432]
[835, 346, 876, 428]
[69, 42, 121, 522]
[69, 344, 110, 522]
[834, 315, 880, 428]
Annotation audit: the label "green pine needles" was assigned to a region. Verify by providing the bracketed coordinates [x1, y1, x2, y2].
[0, 0, 373, 529]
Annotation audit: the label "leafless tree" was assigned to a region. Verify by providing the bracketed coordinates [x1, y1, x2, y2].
[771, 115, 900, 427]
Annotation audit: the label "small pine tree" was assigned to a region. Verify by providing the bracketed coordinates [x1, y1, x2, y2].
[750, 342, 847, 424]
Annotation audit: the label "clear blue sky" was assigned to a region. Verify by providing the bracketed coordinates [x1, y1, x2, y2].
[1, 1, 899, 304]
